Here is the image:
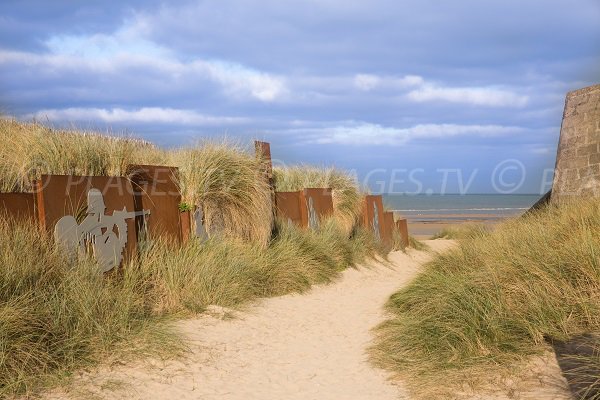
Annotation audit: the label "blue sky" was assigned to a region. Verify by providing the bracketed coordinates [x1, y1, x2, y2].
[1, 0, 599, 194]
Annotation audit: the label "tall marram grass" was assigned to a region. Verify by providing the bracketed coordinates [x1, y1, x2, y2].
[169, 141, 273, 245]
[135, 218, 386, 315]
[371, 198, 600, 399]
[0, 119, 271, 243]
[0, 118, 390, 396]
[0, 119, 165, 192]
[274, 165, 363, 234]
[0, 217, 177, 396]
[0, 215, 384, 396]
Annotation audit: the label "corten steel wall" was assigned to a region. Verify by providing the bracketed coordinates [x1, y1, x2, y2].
[127, 164, 183, 243]
[303, 188, 334, 226]
[275, 191, 307, 227]
[0, 192, 36, 222]
[275, 189, 334, 228]
[36, 175, 138, 260]
[552, 83, 600, 200]
[382, 211, 395, 246]
[396, 218, 409, 248]
[180, 210, 192, 243]
[361, 195, 385, 240]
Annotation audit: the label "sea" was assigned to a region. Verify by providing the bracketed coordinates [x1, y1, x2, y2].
[383, 194, 544, 237]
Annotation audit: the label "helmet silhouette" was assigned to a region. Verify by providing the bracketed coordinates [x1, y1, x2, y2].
[87, 188, 106, 214]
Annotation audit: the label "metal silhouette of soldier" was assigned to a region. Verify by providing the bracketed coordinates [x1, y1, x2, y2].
[54, 188, 150, 272]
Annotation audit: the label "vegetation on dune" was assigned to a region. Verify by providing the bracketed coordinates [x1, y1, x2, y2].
[0, 215, 384, 396]
[0, 119, 385, 396]
[0, 118, 394, 396]
[169, 142, 273, 245]
[0, 218, 178, 396]
[0, 119, 272, 244]
[274, 165, 363, 234]
[371, 198, 600, 399]
[0, 118, 164, 192]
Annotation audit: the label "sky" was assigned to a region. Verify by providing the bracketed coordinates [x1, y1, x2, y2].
[0, 0, 599, 194]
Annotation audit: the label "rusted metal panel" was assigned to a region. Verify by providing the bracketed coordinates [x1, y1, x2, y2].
[0, 192, 36, 222]
[396, 218, 409, 248]
[127, 164, 183, 244]
[303, 188, 334, 229]
[180, 210, 192, 243]
[275, 188, 333, 229]
[382, 211, 395, 247]
[275, 191, 307, 227]
[36, 175, 139, 266]
[361, 195, 385, 240]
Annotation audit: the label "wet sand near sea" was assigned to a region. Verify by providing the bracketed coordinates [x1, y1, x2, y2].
[403, 211, 522, 239]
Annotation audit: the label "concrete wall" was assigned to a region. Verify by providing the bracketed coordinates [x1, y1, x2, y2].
[552, 84, 600, 200]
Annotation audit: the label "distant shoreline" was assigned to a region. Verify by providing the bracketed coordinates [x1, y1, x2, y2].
[397, 210, 524, 239]
[385, 193, 540, 238]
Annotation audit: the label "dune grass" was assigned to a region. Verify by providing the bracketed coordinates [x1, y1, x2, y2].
[0, 118, 165, 192]
[0, 118, 392, 396]
[168, 141, 273, 245]
[273, 165, 363, 234]
[0, 213, 384, 396]
[133, 217, 385, 316]
[0, 217, 178, 396]
[0, 119, 272, 244]
[370, 198, 600, 398]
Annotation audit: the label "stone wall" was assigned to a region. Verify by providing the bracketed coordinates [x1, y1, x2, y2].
[551, 84, 600, 200]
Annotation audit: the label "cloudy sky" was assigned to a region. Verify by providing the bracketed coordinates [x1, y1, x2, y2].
[1, 0, 599, 194]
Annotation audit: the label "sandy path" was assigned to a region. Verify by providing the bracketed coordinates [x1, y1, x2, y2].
[45, 241, 452, 400]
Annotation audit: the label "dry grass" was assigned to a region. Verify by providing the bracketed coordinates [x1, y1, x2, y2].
[0, 216, 383, 396]
[0, 119, 271, 244]
[168, 141, 273, 245]
[0, 118, 388, 396]
[0, 118, 164, 192]
[370, 198, 600, 399]
[0, 217, 179, 396]
[273, 165, 363, 234]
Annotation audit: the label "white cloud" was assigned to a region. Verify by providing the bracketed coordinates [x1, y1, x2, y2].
[354, 74, 380, 91]
[194, 61, 287, 102]
[353, 73, 424, 91]
[294, 122, 524, 146]
[407, 85, 529, 107]
[0, 44, 288, 102]
[394, 75, 425, 87]
[27, 107, 248, 125]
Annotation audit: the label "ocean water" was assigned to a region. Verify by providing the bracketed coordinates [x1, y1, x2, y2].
[383, 194, 543, 221]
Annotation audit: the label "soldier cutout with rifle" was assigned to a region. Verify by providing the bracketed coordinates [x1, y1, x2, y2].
[54, 188, 150, 272]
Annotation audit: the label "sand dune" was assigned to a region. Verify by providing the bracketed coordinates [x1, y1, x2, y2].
[43, 240, 568, 400]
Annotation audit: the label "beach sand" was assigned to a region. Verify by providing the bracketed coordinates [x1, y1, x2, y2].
[43, 240, 569, 400]
[404, 212, 515, 239]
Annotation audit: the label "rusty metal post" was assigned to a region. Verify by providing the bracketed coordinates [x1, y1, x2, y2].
[396, 218, 409, 248]
[254, 141, 276, 225]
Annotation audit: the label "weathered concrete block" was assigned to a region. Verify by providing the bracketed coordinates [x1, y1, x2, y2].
[552, 84, 600, 200]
